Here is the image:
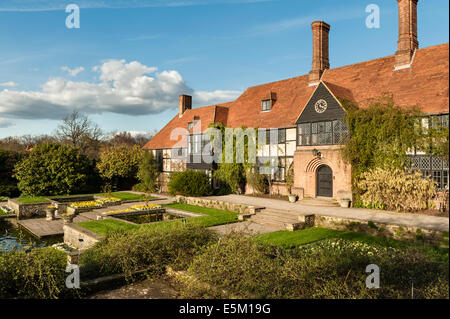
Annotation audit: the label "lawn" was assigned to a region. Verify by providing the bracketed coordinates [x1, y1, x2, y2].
[14, 192, 150, 204]
[257, 227, 449, 260]
[77, 203, 239, 236]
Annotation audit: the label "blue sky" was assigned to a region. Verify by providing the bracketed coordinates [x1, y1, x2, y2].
[0, 0, 448, 138]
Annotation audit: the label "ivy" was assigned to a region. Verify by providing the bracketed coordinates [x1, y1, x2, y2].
[341, 94, 427, 200]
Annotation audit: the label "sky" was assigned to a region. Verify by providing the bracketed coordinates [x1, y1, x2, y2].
[0, 0, 448, 138]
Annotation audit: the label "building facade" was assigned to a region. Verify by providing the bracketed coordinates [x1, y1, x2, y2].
[143, 0, 449, 199]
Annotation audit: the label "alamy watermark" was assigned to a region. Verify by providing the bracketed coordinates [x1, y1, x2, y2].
[366, 4, 380, 29]
[66, 4, 80, 29]
[365, 264, 380, 289]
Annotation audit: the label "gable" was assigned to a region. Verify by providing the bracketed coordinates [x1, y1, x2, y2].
[296, 82, 346, 124]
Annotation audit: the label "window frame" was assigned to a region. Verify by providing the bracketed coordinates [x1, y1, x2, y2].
[261, 99, 272, 112]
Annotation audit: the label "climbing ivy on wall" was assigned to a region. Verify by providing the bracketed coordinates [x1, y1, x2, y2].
[340, 94, 427, 200]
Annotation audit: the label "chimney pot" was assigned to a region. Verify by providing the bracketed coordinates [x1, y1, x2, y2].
[179, 95, 192, 117]
[309, 21, 330, 86]
[395, 0, 419, 69]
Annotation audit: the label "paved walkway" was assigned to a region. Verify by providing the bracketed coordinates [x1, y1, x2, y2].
[205, 195, 449, 232]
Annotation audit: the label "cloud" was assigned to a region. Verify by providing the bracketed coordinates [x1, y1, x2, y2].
[0, 81, 18, 88]
[61, 66, 85, 77]
[0, 59, 241, 120]
[0, 0, 273, 11]
[0, 119, 14, 128]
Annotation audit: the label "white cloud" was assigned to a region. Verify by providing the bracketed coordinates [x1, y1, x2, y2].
[0, 119, 14, 128]
[61, 66, 85, 77]
[0, 81, 18, 87]
[0, 0, 273, 11]
[0, 59, 241, 120]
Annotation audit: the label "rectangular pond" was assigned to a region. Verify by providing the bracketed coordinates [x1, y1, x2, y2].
[115, 212, 183, 224]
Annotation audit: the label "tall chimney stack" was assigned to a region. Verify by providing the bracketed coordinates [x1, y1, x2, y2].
[309, 21, 330, 86]
[395, 0, 419, 69]
[179, 94, 192, 117]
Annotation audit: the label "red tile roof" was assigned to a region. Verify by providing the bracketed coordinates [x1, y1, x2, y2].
[144, 43, 449, 150]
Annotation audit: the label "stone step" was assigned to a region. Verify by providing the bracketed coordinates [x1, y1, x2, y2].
[250, 214, 299, 224]
[300, 198, 339, 207]
[256, 210, 300, 219]
[250, 219, 286, 230]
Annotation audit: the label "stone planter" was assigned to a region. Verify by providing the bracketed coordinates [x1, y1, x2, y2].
[67, 206, 78, 215]
[45, 207, 56, 221]
[339, 199, 351, 208]
[288, 194, 297, 203]
[62, 214, 76, 225]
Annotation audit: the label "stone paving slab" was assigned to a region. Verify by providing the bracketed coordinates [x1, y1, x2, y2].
[205, 195, 449, 232]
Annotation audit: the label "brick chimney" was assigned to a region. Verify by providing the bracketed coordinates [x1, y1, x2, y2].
[179, 94, 192, 117]
[309, 21, 330, 86]
[395, 0, 419, 70]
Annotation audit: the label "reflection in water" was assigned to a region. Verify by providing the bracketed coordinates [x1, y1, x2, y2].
[0, 219, 62, 253]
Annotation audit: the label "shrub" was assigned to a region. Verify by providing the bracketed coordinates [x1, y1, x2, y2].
[168, 170, 212, 197]
[183, 234, 449, 299]
[357, 167, 437, 212]
[79, 225, 216, 280]
[136, 151, 159, 193]
[97, 145, 143, 190]
[245, 168, 267, 195]
[13, 143, 93, 196]
[0, 248, 73, 299]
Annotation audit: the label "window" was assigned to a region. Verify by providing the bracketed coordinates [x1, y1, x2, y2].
[187, 122, 194, 131]
[262, 100, 272, 111]
[408, 155, 449, 190]
[297, 119, 348, 146]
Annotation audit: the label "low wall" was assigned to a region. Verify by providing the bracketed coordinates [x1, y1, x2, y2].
[64, 223, 103, 249]
[313, 215, 448, 247]
[175, 195, 260, 214]
[8, 199, 50, 220]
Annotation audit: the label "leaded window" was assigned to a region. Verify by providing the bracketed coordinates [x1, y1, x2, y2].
[408, 155, 449, 190]
[297, 119, 348, 146]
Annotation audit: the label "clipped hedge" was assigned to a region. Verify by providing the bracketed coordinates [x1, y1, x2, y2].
[168, 170, 212, 197]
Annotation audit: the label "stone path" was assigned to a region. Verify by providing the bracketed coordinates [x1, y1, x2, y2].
[88, 277, 179, 299]
[205, 195, 449, 232]
[208, 220, 280, 235]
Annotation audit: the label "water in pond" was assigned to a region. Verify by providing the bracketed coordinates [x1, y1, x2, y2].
[116, 212, 182, 224]
[0, 219, 62, 253]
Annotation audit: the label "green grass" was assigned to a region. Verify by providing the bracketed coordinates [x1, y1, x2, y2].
[15, 197, 50, 204]
[77, 203, 239, 236]
[256, 227, 449, 259]
[77, 219, 138, 234]
[14, 192, 150, 204]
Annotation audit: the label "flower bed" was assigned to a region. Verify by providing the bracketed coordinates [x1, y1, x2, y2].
[130, 204, 162, 211]
[68, 197, 122, 212]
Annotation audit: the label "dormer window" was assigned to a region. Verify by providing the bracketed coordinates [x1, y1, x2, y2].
[188, 122, 194, 131]
[262, 99, 272, 112]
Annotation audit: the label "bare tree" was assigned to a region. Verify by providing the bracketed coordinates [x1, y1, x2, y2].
[56, 110, 103, 157]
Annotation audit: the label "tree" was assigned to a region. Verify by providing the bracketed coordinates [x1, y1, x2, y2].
[0, 149, 24, 197]
[97, 145, 143, 190]
[13, 143, 93, 196]
[137, 151, 160, 193]
[56, 110, 103, 158]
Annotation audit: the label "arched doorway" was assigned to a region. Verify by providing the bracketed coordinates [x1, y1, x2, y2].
[316, 165, 333, 197]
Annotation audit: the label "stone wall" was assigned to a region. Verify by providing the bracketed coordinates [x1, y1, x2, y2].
[64, 223, 103, 249]
[314, 214, 448, 247]
[8, 199, 50, 220]
[175, 195, 259, 214]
